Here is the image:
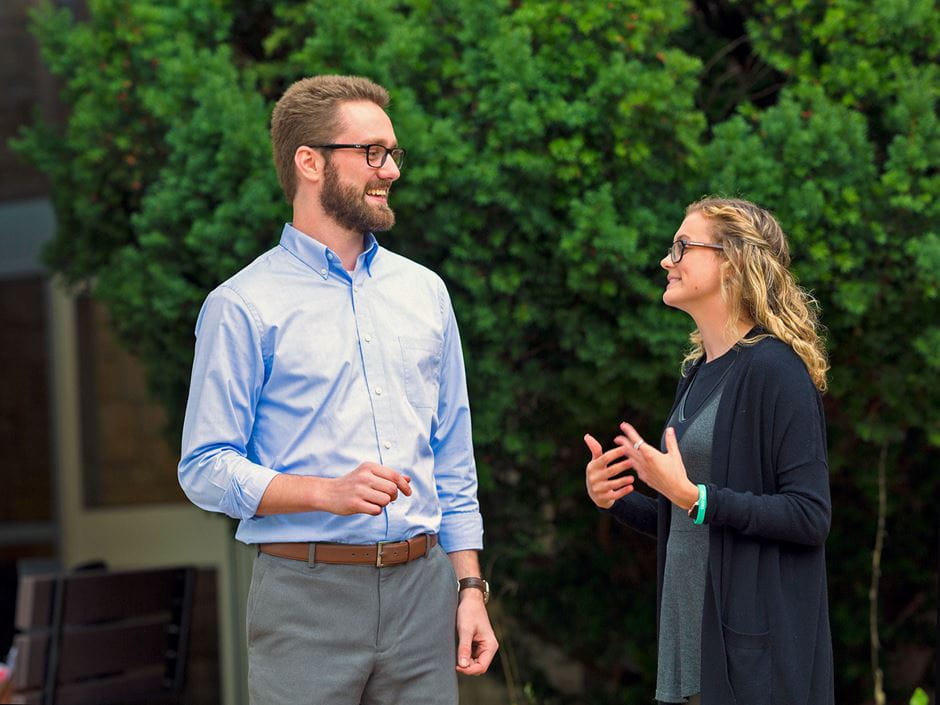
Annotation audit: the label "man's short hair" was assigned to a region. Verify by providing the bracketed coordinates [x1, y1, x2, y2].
[271, 75, 390, 203]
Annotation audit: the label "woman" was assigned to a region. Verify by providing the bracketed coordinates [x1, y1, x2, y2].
[584, 197, 833, 705]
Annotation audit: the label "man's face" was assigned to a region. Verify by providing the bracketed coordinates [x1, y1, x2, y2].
[318, 101, 401, 234]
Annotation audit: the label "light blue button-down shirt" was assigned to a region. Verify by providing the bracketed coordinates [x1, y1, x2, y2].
[178, 224, 483, 552]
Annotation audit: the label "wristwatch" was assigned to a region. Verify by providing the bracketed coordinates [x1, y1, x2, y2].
[457, 576, 490, 604]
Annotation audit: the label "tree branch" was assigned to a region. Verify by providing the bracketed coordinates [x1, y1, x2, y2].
[869, 442, 888, 705]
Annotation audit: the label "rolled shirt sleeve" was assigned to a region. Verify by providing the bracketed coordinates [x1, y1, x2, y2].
[179, 286, 278, 520]
[431, 285, 484, 552]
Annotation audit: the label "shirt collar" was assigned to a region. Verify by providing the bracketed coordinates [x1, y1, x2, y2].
[279, 223, 380, 278]
[360, 233, 380, 274]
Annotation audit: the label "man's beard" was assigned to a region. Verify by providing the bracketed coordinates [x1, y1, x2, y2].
[320, 163, 395, 234]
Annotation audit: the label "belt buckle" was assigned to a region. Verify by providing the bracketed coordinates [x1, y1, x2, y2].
[375, 540, 391, 568]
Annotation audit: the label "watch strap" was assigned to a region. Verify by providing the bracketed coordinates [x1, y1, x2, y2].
[457, 576, 489, 603]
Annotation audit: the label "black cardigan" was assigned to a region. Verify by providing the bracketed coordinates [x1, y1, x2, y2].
[609, 336, 834, 705]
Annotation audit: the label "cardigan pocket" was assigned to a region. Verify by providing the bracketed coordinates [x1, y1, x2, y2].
[723, 623, 772, 705]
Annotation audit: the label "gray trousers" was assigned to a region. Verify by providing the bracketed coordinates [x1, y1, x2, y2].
[247, 544, 459, 705]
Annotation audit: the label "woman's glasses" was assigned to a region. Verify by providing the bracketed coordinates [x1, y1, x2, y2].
[668, 239, 724, 263]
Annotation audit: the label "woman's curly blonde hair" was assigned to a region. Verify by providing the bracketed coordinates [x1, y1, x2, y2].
[682, 197, 829, 391]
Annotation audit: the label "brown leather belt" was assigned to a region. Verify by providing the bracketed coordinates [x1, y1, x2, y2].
[259, 534, 438, 567]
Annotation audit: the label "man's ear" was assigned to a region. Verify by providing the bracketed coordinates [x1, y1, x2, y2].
[294, 146, 325, 187]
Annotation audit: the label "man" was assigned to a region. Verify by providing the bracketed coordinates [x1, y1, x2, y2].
[179, 75, 497, 704]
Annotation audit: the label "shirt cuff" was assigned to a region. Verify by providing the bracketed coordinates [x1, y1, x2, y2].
[222, 456, 279, 520]
[438, 511, 484, 553]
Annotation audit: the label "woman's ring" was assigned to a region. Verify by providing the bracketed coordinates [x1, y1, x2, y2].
[633, 440, 645, 450]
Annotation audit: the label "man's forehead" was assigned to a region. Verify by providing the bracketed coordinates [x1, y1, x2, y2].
[335, 100, 396, 142]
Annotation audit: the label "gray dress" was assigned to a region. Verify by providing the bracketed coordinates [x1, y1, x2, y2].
[655, 353, 735, 704]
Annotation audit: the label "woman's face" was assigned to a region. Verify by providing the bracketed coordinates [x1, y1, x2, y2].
[660, 211, 725, 315]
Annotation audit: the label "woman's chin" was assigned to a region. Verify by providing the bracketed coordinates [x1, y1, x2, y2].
[662, 291, 681, 309]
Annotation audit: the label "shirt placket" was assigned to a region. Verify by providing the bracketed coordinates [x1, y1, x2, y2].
[350, 273, 403, 539]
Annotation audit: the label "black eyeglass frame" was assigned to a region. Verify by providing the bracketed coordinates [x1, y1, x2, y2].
[669, 239, 724, 263]
[306, 143, 405, 169]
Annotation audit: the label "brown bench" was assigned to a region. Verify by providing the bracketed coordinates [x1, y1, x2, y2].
[8, 566, 195, 705]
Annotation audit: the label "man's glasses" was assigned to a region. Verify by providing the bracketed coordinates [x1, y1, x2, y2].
[668, 239, 724, 263]
[307, 143, 405, 169]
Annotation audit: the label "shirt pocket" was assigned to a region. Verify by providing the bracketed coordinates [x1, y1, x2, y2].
[399, 336, 442, 409]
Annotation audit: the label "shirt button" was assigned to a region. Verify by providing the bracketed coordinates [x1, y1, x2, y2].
[326, 252, 333, 260]
[364, 334, 372, 343]
[319, 268, 327, 276]
[384, 441, 392, 449]
[353, 286, 360, 292]
[375, 387, 383, 395]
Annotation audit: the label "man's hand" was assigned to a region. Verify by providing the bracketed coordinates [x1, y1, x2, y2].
[321, 462, 412, 515]
[455, 589, 498, 676]
[255, 462, 411, 516]
[448, 550, 498, 675]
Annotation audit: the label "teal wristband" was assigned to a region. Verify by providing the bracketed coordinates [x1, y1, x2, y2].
[693, 484, 707, 525]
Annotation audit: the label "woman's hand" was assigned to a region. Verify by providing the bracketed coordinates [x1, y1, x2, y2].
[583, 434, 637, 509]
[614, 422, 698, 511]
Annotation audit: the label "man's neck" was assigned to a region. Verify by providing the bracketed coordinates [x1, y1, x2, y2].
[292, 211, 366, 272]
